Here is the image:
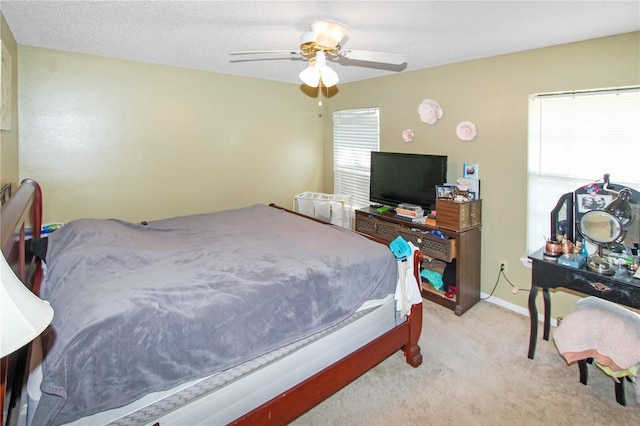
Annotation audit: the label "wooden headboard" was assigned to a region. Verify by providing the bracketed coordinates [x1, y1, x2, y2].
[1, 178, 43, 426]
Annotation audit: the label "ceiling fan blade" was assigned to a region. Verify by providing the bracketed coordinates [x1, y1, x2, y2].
[339, 50, 407, 65]
[229, 50, 301, 56]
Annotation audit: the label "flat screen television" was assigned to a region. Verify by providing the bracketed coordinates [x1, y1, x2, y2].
[369, 152, 448, 210]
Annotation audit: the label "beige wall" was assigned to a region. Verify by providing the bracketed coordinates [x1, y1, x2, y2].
[0, 12, 19, 188]
[18, 46, 323, 223]
[322, 32, 640, 318]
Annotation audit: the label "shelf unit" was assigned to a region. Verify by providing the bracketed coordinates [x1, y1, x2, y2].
[355, 206, 482, 315]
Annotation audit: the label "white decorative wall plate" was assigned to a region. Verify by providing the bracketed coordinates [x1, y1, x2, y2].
[418, 99, 443, 125]
[456, 121, 477, 141]
[402, 129, 414, 143]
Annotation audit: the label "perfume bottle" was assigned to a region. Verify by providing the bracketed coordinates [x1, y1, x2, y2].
[578, 238, 589, 258]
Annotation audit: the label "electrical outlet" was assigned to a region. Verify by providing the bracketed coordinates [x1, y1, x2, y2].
[499, 260, 507, 273]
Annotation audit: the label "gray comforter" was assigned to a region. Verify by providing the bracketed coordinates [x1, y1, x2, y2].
[33, 204, 397, 425]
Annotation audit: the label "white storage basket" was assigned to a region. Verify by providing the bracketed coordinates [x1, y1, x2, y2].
[293, 192, 353, 229]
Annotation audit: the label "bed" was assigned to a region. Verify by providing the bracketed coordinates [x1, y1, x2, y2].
[1, 178, 424, 426]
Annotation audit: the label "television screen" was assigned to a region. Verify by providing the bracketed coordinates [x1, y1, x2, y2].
[370, 152, 448, 210]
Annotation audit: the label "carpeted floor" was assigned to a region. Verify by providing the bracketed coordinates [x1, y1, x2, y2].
[292, 300, 639, 425]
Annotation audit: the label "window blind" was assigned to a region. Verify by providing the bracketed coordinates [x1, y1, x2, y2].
[333, 108, 380, 208]
[527, 87, 640, 254]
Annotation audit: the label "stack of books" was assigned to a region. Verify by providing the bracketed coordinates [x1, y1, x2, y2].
[395, 204, 424, 220]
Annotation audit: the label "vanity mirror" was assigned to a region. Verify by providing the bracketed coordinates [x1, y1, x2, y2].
[550, 192, 574, 242]
[549, 174, 639, 275]
[579, 210, 624, 275]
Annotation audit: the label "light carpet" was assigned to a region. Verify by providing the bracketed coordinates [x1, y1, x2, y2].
[292, 300, 639, 425]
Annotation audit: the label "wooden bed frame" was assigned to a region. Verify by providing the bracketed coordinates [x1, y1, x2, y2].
[1, 179, 42, 426]
[1, 179, 423, 426]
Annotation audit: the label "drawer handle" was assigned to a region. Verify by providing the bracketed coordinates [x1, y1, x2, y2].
[590, 282, 611, 292]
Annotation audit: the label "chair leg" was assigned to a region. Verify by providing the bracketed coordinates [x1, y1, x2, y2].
[578, 359, 588, 385]
[577, 358, 629, 406]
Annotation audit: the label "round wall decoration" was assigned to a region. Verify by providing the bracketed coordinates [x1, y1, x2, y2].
[456, 121, 477, 141]
[402, 129, 414, 143]
[418, 99, 443, 125]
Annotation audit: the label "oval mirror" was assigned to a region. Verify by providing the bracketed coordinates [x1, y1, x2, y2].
[579, 210, 623, 244]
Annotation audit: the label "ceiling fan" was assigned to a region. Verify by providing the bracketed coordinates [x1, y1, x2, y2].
[230, 19, 407, 88]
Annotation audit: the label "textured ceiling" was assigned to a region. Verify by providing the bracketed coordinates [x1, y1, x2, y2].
[2, 1, 639, 85]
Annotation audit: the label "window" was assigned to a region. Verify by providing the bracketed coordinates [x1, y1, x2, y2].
[527, 87, 640, 254]
[333, 107, 380, 209]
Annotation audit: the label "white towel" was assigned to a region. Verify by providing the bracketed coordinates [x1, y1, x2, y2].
[394, 242, 422, 316]
[553, 296, 640, 371]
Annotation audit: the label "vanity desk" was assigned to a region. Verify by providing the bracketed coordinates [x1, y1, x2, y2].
[527, 248, 640, 359]
[528, 175, 640, 359]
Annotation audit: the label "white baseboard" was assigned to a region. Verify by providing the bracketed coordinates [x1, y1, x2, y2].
[480, 293, 558, 327]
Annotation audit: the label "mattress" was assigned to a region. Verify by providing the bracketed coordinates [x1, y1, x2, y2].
[25, 295, 400, 425]
[33, 204, 399, 424]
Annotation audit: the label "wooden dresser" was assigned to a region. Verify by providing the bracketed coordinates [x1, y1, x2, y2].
[355, 203, 482, 315]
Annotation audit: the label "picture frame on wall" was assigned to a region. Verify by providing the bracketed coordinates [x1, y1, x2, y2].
[463, 163, 478, 179]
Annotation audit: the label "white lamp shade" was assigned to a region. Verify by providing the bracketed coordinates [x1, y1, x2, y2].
[310, 20, 347, 47]
[300, 31, 317, 46]
[299, 52, 339, 88]
[1, 254, 53, 358]
[320, 66, 339, 87]
[299, 64, 320, 87]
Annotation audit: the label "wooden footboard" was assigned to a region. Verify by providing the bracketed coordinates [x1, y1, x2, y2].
[233, 206, 424, 425]
[1, 179, 43, 426]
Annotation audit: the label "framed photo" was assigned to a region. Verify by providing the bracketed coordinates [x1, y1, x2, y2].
[436, 185, 454, 199]
[576, 193, 613, 213]
[463, 163, 478, 179]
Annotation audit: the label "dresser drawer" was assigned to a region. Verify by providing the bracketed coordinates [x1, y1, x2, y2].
[397, 228, 456, 262]
[355, 215, 398, 242]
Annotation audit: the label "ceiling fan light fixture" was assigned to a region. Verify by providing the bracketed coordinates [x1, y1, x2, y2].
[299, 52, 339, 88]
[320, 66, 339, 87]
[310, 19, 347, 49]
[231, 19, 406, 85]
[299, 63, 320, 87]
[314, 51, 328, 67]
[300, 31, 317, 46]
